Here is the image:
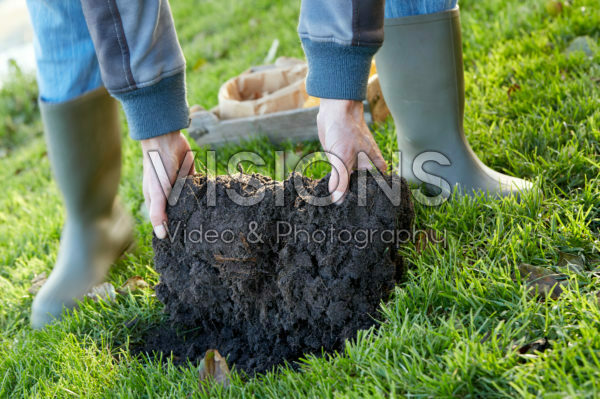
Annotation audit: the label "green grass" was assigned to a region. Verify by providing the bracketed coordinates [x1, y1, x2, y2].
[1, 0, 600, 397]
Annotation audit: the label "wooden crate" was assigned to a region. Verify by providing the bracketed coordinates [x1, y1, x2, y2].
[187, 105, 320, 147]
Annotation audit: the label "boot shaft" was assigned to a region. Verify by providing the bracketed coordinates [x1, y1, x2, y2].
[40, 88, 122, 221]
[376, 7, 465, 147]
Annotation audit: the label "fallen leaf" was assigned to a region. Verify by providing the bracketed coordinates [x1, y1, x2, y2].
[366, 74, 390, 124]
[516, 337, 551, 355]
[516, 263, 565, 300]
[507, 83, 521, 99]
[28, 272, 47, 295]
[117, 276, 150, 295]
[85, 282, 116, 302]
[557, 251, 586, 274]
[198, 349, 230, 389]
[545, 0, 563, 17]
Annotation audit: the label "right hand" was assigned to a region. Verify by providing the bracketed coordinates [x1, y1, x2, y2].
[141, 131, 195, 239]
[317, 99, 387, 203]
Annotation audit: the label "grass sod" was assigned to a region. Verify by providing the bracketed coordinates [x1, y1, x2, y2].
[0, 0, 599, 396]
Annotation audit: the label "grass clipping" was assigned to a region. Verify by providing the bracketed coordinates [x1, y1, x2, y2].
[150, 172, 414, 373]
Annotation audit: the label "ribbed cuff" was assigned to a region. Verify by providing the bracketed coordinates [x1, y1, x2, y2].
[112, 71, 190, 140]
[301, 39, 379, 101]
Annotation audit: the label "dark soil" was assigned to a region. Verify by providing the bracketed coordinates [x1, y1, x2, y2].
[143, 171, 414, 374]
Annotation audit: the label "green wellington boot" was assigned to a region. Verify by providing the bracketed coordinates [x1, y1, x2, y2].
[31, 87, 134, 329]
[375, 7, 532, 200]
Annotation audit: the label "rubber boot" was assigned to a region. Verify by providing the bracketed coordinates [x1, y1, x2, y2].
[31, 87, 133, 329]
[375, 7, 532, 199]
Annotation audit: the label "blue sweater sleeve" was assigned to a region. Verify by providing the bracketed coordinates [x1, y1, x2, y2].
[301, 40, 378, 101]
[111, 71, 189, 140]
[81, 0, 189, 140]
[298, 0, 384, 101]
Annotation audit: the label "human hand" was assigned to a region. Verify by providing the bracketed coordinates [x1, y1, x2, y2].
[141, 131, 195, 239]
[317, 99, 387, 203]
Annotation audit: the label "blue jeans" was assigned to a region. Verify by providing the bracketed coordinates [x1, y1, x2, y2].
[386, 0, 458, 19]
[27, 0, 458, 103]
[26, 0, 102, 103]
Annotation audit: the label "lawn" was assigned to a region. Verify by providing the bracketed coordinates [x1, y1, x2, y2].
[1, 0, 600, 397]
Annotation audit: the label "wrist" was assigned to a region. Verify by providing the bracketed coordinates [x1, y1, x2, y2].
[141, 131, 182, 152]
[319, 98, 362, 111]
[317, 99, 364, 127]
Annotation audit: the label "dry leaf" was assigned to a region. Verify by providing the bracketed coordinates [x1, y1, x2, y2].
[516, 263, 565, 300]
[366, 74, 390, 124]
[516, 338, 551, 355]
[28, 272, 47, 295]
[557, 251, 585, 274]
[85, 282, 116, 302]
[117, 276, 150, 295]
[507, 83, 521, 99]
[545, 1, 563, 16]
[198, 349, 230, 389]
[415, 229, 445, 254]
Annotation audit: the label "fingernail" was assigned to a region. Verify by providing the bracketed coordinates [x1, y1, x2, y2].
[154, 224, 167, 239]
[331, 191, 345, 204]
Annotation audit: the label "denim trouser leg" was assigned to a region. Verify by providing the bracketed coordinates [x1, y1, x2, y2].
[26, 0, 102, 103]
[385, 0, 458, 18]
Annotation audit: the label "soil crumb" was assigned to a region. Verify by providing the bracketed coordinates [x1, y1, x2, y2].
[144, 172, 414, 374]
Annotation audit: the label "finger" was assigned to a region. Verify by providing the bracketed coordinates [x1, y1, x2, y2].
[371, 149, 388, 173]
[369, 138, 387, 171]
[327, 151, 352, 204]
[148, 151, 173, 200]
[189, 153, 196, 175]
[358, 143, 387, 173]
[149, 187, 168, 239]
[357, 151, 374, 170]
[179, 149, 196, 178]
[141, 158, 154, 221]
[326, 153, 340, 193]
